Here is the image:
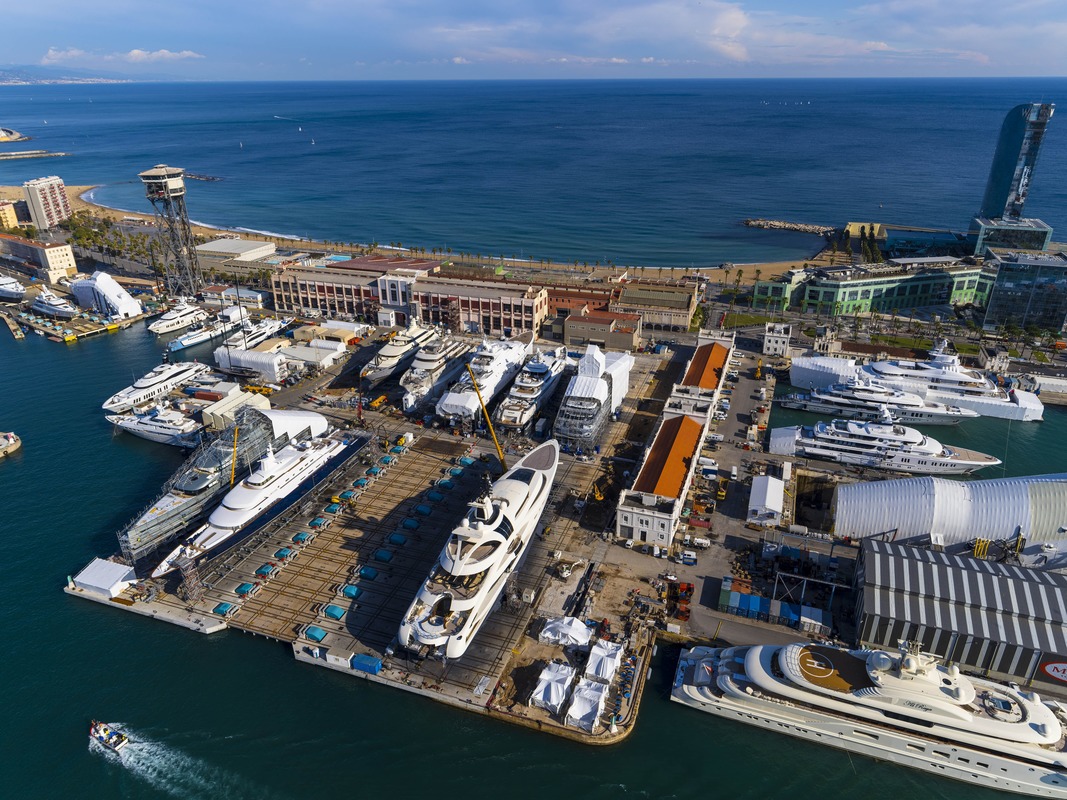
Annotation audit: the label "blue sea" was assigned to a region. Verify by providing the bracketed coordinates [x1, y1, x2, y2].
[1, 79, 1066, 799]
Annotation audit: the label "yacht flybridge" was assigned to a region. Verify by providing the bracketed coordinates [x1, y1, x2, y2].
[673, 641, 1067, 797]
[398, 440, 559, 660]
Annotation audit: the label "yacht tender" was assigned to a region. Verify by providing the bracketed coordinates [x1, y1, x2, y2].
[151, 430, 356, 576]
[673, 641, 1067, 797]
[398, 440, 559, 659]
[778, 375, 979, 425]
[768, 410, 1001, 474]
[101, 362, 213, 413]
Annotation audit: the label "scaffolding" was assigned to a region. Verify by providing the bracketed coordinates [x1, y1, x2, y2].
[139, 164, 204, 297]
[554, 374, 613, 453]
[176, 553, 206, 605]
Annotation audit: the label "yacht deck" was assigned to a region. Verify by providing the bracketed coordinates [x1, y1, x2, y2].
[797, 644, 876, 693]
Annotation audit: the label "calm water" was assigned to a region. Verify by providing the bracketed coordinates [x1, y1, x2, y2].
[2, 79, 1066, 798]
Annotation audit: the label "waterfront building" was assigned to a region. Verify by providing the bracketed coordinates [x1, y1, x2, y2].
[854, 538, 1067, 688]
[69, 271, 143, 319]
[196, 238, 277, 278]
[762, 323, 791, 357]
[608, 283, 698, 331]
[664, 334, 731, 421]
[615, 412, 706, 546]
[754, 259, 994, 317]
[563, 308, 641, 351]
[200, 284, 268, 310]
[22, 175, 71, 230]
[0, 231, 76, 282]
[982, 248, 1067, 332]
[0, 200, 17, 229]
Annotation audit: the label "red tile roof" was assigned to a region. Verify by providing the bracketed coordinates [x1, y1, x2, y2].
[632, 415, 703, 499]
[681, 343, 729, 390]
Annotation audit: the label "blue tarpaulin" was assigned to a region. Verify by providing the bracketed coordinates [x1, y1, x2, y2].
[339, 490, 355, 500]
[359, 566, 378, 580]
[388, 533, 407, 546]
[325, 503, 342, 514]
[213, 602, 234, 616]
[309, 516, 328, 528]
[323, 604, 345, 620]
[459, 456, 476, 466]
[292, 531, 312, 544]
[366, 466, 381, 476]
[373, 549, 394, 563]
[390, 446, 404, 454]
[426, 490, 444, 503]
[437, 479, 454, 490]
[402, 518, 420, 530]
[414, 504, 432, 516]
[235, 583, 255, 596]
[352, 478, 369, 488]
[305, 626, 327, 642]
[341, 584, 362, 599]
[380, 455, 395, 465]
[274, 547, 294, 560]
[255, 564, 276, 577]
[449, 467, 463, 477]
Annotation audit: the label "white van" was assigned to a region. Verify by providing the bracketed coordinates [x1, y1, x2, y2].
[707, 433, 725, 443]
[652, 545, 661, 558]
[730, 465, 738, 480]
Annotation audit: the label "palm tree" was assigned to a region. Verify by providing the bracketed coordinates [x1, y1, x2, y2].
[750, 269, 762, 310]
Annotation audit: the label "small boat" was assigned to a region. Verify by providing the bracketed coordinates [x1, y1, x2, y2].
[89, 720, 129, 752]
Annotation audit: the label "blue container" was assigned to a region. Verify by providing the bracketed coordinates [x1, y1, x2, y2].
[373, 549, 394, 563]
[402, 518, 421, 530]
[305, 626, 327, 643]
[292, 531, 312, 544]
[274, 547, 294, 560]
[388, 533, 408, 546]
[323, 604, 345, 620]
[437, 479, 454, 490]
[414, 504, 432, 516]
[351, 654, 383, 675]
[341, 584, 362, 599]
[359, 566, 378, 580]
[213, 602, 234, 617]
[426, 490, 444, 503]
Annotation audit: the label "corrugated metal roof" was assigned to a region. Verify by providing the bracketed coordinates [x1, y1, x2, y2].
[632, 415, 703, 500]
[860, 539, 1067, 653]
[835, 474, 1067, 544]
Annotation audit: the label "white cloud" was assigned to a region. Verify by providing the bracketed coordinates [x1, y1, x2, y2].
[115, 49, 204, 63]
[451, 56, 471, 64]
[40, 47, 89, 64]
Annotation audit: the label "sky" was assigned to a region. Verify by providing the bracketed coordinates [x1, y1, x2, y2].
[7, 0, 1067, 81]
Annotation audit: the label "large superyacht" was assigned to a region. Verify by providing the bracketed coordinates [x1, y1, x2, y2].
[435, 333, 532, 426]
[361, 320, 439, 387]
[101, 361, 214, 413]
[399, 335, 472, 411]
[778, 375, 979, 425]
[494, 346, 568, 432]
[398, 440, 559, 660]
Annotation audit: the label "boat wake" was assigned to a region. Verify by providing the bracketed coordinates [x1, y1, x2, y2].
[90, 723, 284, 800]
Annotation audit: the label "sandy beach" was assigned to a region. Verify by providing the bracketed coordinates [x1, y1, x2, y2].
[0, 184, 826, 282]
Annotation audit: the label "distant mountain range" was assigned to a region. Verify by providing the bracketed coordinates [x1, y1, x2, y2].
[0, 64, 135, 85]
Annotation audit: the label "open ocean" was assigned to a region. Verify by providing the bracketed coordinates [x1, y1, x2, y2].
[1, 79, 1066, 798]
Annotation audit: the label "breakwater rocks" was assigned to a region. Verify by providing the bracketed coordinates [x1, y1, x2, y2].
[744, 218, 835, 236]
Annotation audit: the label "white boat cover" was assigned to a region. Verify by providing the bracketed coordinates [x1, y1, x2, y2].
[565, 678, 610, 732]
[539, 617, 593, 647]
[584, 639, 624, 683]
[530, 661, 575, 715]
[564, 375, 609, 404]
[261, 409, 329, 440]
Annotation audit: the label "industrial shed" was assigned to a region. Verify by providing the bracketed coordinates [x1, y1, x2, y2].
[833, 473, 1067, 546]
[854, 539, 1067, 687]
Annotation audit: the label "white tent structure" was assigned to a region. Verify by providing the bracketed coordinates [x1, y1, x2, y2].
[834, 473, 1067, 546]
[539, 617, 593, 647]
[529, 661, 575, 715]
[70, 271, 143, 319]
[585, 640, 624, 684]
[565, 678, 610, 732]
[748, 475, 785, 527]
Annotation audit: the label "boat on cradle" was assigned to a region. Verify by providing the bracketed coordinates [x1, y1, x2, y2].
[151, 429, 359, 577]
[672, 641, 1067, 797]
[398, 440, 559, 660]
[788, 339, 1044, 422]
[494, 346, 568, 431]
[106, 405, 203, 447]
[222, 316, 293, 350]
[768, 410, 1001, 475]
[148, 300, 208, 334]
[101, 361, 214, 413]
[167, 306, 247, 352]
[400, 335, 472, 412]
[435, 333, 533, 426]
[361, 320, 439, 387]
[30, 287, 77, 319]
[0, 431, 21, 457]
[778, 375, 979, 426]
[117, 408, 330, 574]
[0, 275, 26, 302]
[89, 720, 129, 752]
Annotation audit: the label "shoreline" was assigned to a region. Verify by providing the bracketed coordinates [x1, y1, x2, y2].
[0, 183, 828, 283]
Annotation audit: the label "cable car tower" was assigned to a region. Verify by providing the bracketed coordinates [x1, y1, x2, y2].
[139, 164, 204, 298]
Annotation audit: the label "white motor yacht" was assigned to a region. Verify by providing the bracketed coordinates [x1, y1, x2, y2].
[30, 288, 78, 319]
[151, 430, 357, 577]
[398, 440, 559, 659]
[673, 641, 1067, 797]
[400, 336, 472, 411]
[778, 375, 979, 425]
[768, 409, 1001, 474]
[0, 275, 26, 302]
[361, 321, 439, 387]
[435, 334, 533, 425]
[494, 347, 568, 431]
[222, 316, 293, 350]
[106, 405, 203, 447]
[102, 362, 214, 413]
[148, 301, 209, 334]
[167, 306, 247, 352]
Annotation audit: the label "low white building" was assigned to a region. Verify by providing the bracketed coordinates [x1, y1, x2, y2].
[71, 558, 136, 598]
[747, 475, 785, 527]
[763, 322, 792, 357]
[196, 238, 276, 275]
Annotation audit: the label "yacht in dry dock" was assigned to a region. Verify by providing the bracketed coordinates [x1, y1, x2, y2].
[768, 410, 1001, 474]
[101, 362, 213, 413]
[494, 347, 568, 431]
[30, 287, 77, 319]
[400, 335, 472, 411]
[148, 300, 208, 334]
[435, 334, 533, 426]
[398, 440, 559, 660]
[151, 427, 357, 577]
[361, 321, 439, 387]
[673, 641, 1067, 797]
[778, 375, 979, 425]
[0, 275, 26, 302]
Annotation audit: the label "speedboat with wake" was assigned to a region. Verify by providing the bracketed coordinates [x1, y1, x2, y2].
[151, 428, 359, 576]
[89, 720, 129, 752]
[398, 440, 559, 659]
